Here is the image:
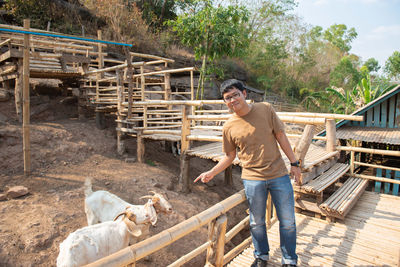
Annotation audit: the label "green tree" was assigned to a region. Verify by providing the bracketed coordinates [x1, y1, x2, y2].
[363, 58, 380, 73]
[323, 24, 357, 54]
[329, 56, 361, 91]
[384, 51, 400, 80]
[168, 1, 249, 99]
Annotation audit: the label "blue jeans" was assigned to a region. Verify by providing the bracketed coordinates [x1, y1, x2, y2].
[243, 175, 297, 265]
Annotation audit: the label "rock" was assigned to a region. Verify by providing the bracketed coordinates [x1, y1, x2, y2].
[6, 186, 29, 199]
[105, 181, 110, 186]
[0, 193, 7, 201]
[153, 182, 163, 188]
[125, 157, 136, 163]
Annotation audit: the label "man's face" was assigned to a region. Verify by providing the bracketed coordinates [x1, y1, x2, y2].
[223, 88, 247, 112]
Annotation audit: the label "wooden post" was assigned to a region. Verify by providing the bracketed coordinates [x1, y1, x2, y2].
[179, 105, 191, 192]
[206, 215, 227, 267]
[116, 70, 125, 156]
[326, 119, 336, 152]
[137, 130, 145, 163]
[350, 150, 355, 175]
[125, 49, 133, 119]
[23, 19, 31, 176]
[140, 66, 145, 101]
[164, 73, 171, 101]
[294, 124, 316, 167]
[97, 30, 104, 78]
[143, 105, 148, 129]
[224, 165, 233, 186]
[15, 59, 23, 121]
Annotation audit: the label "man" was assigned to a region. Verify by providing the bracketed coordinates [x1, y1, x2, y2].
[194, 79, 300, 267]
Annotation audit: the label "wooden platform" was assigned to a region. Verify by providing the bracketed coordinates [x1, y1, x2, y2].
[227, 191, 400, 266]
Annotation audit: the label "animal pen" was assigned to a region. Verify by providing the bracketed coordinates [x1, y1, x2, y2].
[1, 21, 400, 266]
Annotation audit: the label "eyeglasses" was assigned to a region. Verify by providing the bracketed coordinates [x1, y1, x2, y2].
[223, 92, 241, 102]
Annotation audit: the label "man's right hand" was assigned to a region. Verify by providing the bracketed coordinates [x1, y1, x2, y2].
[194, 170, 215, 183]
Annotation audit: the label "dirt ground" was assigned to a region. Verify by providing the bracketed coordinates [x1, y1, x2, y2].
[0, 96, 249, 267]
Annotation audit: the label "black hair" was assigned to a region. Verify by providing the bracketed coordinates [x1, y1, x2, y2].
[220, 79, 245, 98]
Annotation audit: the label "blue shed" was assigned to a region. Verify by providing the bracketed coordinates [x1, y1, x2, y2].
[320, 84, 400, 195]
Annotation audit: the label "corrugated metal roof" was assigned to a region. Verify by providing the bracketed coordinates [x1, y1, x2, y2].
[337, 126, 400, 144]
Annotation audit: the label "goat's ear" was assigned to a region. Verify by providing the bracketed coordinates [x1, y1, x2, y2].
[152, 196, 160, 203]
[131, 227, 142, 237]
[126, 212, 136, 223]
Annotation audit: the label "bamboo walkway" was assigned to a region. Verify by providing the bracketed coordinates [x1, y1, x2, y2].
[227, 191, 400, 267]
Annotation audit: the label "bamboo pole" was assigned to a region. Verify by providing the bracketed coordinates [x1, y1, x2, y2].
[84, 61, 144, 75]
[140, 66, 145, 101]
[97, 30, 104, 78]
[132, 99, 251, 106]
[132, 67, 195, 77]
[350, 151, 355, 175]
[164, 73, 171, 101]
[222, 237, 252, 266]
[325, 119, 336, 152]
[214, 215, 227, 267]
[127, 52, 133, 119]
[116, 70, 125, 156]
[354, 161, 400, 173]
[277, 112, 363, 121]
[279, 116, 326, 125]
[302, 151, 339, 170]
[15, 58, 23, 121]
[350, 173, 400, 185]
[186, 135, 223, 142]
[22, 19, 31, 176]
[130, 51, 174, 63]
[337, 146, 400, 157]
[294, 125, 315, 167]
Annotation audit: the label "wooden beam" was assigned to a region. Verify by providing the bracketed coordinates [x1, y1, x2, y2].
[23, 19, 31, 176]
[294, 124, 315, 167]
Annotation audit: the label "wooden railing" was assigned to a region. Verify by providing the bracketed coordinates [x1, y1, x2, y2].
[337, 146, 400, 194]
[85, 190, 277, 267]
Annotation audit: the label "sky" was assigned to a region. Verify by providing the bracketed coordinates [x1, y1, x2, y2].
[294, 0, 400, 70]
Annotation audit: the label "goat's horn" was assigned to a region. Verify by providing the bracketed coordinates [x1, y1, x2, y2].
[140, 195, 152, 199]
[114, 212, 126, 221]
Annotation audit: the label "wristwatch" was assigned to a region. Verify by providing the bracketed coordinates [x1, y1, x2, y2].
[290, 160, 300, 167]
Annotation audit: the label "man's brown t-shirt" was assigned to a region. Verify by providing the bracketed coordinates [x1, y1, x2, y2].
[223, 102, 288, 180]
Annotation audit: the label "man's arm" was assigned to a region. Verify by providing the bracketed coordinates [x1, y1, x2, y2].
[194, 149, 236, 183]
[274, 130, 301, 184]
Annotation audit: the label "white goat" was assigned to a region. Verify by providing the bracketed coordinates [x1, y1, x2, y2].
[57, 209, 142, 267]
[84, 178, 172, 239]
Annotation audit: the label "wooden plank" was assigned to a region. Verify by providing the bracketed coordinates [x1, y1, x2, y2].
[373, 104, 380, 127]
[366, 108, 373, 126]
[384, 169, 391, 194]
[380, 100, 387, 127]
[388, 94, 396, 128]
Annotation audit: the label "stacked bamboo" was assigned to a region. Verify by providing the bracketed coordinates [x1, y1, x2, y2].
[319, 177, 368, 218]
[301, 163, 350, 194]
